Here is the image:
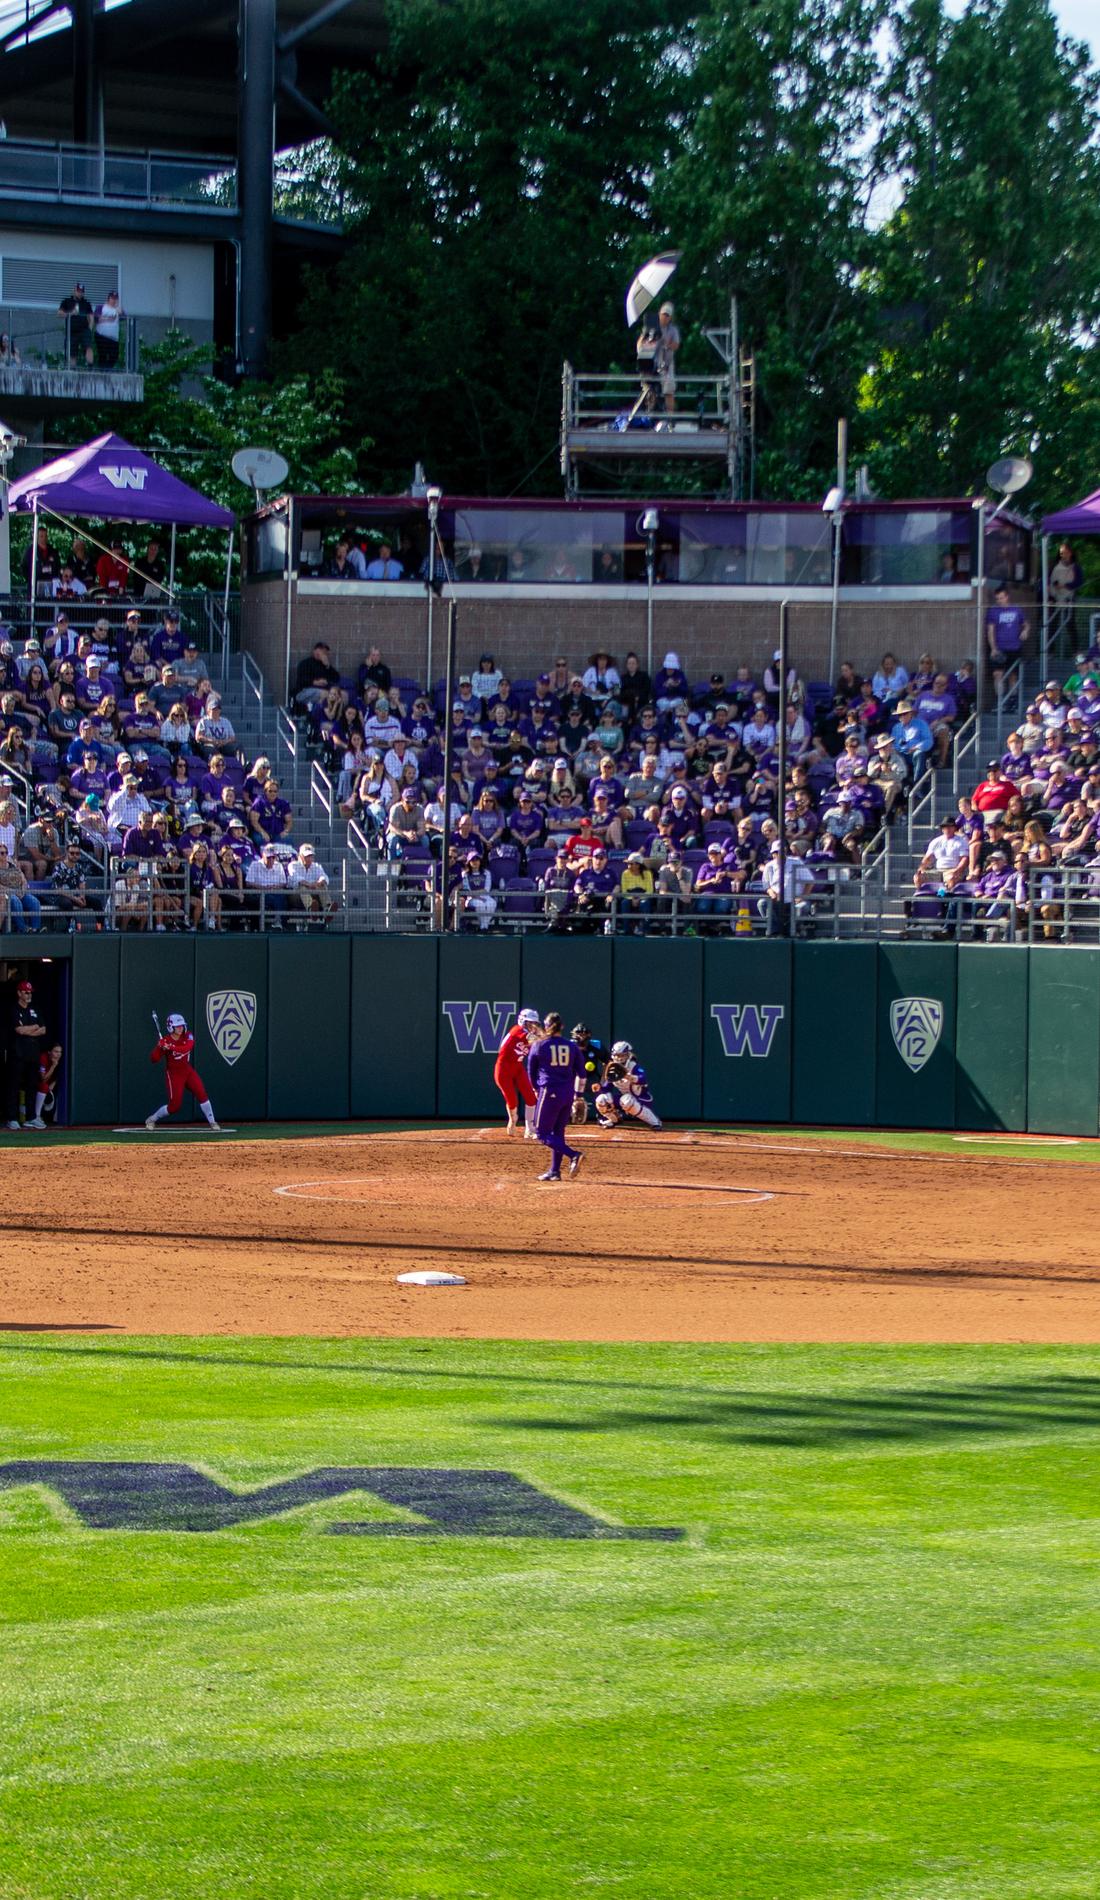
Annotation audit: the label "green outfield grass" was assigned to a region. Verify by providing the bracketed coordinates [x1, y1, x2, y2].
[1, 1335, 1098, 1899]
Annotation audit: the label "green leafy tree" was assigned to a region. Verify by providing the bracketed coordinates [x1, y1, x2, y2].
[292, 0, 689, 494]
[657, 0, 885, 498]
[34, 335, 369, 585]
[860, 0, 1100, 516]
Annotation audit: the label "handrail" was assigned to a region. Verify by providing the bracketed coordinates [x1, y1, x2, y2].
[275, 706, 299, 772]
[309, 759, 334, 824]
[241, 648, 265, 711]
[906, 766, 935, 850]
[951, 712, 978, 797]
[345, 817, 373, 867]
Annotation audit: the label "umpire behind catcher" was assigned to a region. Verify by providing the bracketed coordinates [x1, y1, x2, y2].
[6, 978, 47, 1129]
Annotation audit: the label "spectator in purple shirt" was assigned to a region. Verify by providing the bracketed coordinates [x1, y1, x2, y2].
[246, 781, 290, 846]
[914, 674, 958, 767]
[572, 847, 617, 931]
[123, 809, 166, 861]
[693, 844, 735, 931]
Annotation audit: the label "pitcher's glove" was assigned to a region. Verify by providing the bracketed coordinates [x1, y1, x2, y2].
[570, 1096, 589, 1125]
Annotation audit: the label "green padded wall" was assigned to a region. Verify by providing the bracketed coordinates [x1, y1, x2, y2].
[702, 939, 792, 1124]
[792, 941, 878, 1127]
[68, 936, 120, 1126]
[611, 937, 703, 1121]
[520, 936, 613, 1045]
[118, 935, 197, 1122]
[192, 936, 270, 1123]
[875, 944, 958, 1128]
[437, 935, 522, 1118]
[1027, 947, 1100, 1135]
[955, 945, 1028, 1131]
[267, 934, 351, 1119]
[351, 935, 438, 1118]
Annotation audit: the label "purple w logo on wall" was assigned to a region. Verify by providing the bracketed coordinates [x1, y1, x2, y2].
[710, 1002, 785, 1058]
[441, 1000, 517, 1055]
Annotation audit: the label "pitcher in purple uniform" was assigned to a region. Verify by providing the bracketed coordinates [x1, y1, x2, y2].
[526, 1011, 585, 1181]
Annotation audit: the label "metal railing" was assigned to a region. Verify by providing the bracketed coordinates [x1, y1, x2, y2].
[565, 369, 733, 432]
[906, 767, 935, 850]
[9, 589, 238, 643]
[0, 138, 237, 211]
[951, 713, 979, 797]
[1025, 863, 1100, 946]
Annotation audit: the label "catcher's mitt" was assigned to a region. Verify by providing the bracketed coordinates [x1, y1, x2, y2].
[570, 1096, 589, 1125]
[604, 1058, 631, 1086]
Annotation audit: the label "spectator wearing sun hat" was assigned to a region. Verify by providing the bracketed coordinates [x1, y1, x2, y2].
[889, 700, 934, 779]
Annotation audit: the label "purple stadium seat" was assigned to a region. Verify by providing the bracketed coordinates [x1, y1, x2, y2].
[393, 676, 422, 700]
[703, 819, 735, 845]
[503, 878, 539, 920]
[624, 818, 653, 852]
[526, 847, 555, 880]
[488, 844, 521, 881]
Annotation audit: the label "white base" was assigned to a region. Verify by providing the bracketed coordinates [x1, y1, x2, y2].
[396, 1270, 467, 1287]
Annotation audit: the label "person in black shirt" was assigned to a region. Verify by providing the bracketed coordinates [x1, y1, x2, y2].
[6, 979, 47, 1129]
[58, 282, 94, 367]
[292, 642, 340, 711]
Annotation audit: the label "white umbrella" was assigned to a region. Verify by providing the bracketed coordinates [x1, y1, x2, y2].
[625, 251, 681, 326]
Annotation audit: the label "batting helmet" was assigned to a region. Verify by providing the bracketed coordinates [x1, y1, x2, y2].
[167, 1012, 187, 1032]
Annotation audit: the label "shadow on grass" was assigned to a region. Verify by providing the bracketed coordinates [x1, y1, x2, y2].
[488, 1375, 1100, 1448]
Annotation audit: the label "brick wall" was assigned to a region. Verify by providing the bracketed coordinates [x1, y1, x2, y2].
[242, 581, 977, 699]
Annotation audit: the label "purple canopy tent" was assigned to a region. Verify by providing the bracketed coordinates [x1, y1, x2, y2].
[1038, 489, 1100, 668]
[9, 432, 236, 641]
[1041, 489, 1100, 538]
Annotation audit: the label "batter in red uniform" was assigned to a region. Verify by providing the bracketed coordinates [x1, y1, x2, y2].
[493, 1007, 541, 1136]
[145, 1013, 222, 1131]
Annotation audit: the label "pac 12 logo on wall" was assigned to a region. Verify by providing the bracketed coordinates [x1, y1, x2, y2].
[710, 1003, 785, 1058]
[206, 989, 257, 1066]
[889, 996, 943, 1074]
[441, 1000, 517, 1055]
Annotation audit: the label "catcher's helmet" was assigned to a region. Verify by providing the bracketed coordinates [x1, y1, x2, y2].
[572, 1022, 589, 1041]
[611, 1039, 632, 1057]
[167, 1012, 187, 1032]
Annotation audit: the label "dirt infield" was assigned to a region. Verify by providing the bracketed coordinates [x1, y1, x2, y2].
[0, 1125, 1097, 1342]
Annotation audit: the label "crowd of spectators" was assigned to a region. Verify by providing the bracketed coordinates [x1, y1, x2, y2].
[0, 568, 334, 933]
[910, 651, 1100, 941]
[23, 522, 168, 602]
[291, 637, 979, 934]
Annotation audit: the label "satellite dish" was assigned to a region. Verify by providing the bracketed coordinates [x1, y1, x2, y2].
[986, 455, 1032, 497]
[231, 446, 290, 493]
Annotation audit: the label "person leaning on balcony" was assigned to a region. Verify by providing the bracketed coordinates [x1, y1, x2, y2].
[93, 290, 124, 370]
[58, 281, 94, 367]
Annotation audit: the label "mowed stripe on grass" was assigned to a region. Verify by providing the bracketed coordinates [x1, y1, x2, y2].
[0, 1335, 1098, 1900]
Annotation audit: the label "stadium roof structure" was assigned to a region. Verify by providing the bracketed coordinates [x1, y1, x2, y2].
[0, 0, 389, 151]
[0, 0, 393, 377]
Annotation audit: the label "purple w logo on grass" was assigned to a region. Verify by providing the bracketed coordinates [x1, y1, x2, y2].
[441, 1000, 516, 1055]
[711, 1003, 785, 1059]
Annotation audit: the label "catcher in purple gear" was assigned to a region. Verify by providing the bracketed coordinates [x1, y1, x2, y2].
[595, 1041, 662, 1129]
[526, 1011, 586, 1181]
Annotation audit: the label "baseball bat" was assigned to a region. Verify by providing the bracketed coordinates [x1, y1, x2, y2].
[152, 1010, 162, 1040]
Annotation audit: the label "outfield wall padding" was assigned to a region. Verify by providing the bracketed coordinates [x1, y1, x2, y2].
[4, 935, 1093, 1135]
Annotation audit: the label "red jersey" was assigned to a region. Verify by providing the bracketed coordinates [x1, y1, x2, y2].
[494, 1024, 533, 1077]
[152, 1032, 196, 1067]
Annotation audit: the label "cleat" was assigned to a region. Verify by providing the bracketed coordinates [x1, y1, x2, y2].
[597, 1116, 617, 1128]
[5, 1120, 20, 1130]
[568, 1152, 584, 1178]
[537, 1170, 561, 1182]
[206, 1123, 223, 1132]
[25, 1118, 46, 1130]
[144, 1116, 159, 1130]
